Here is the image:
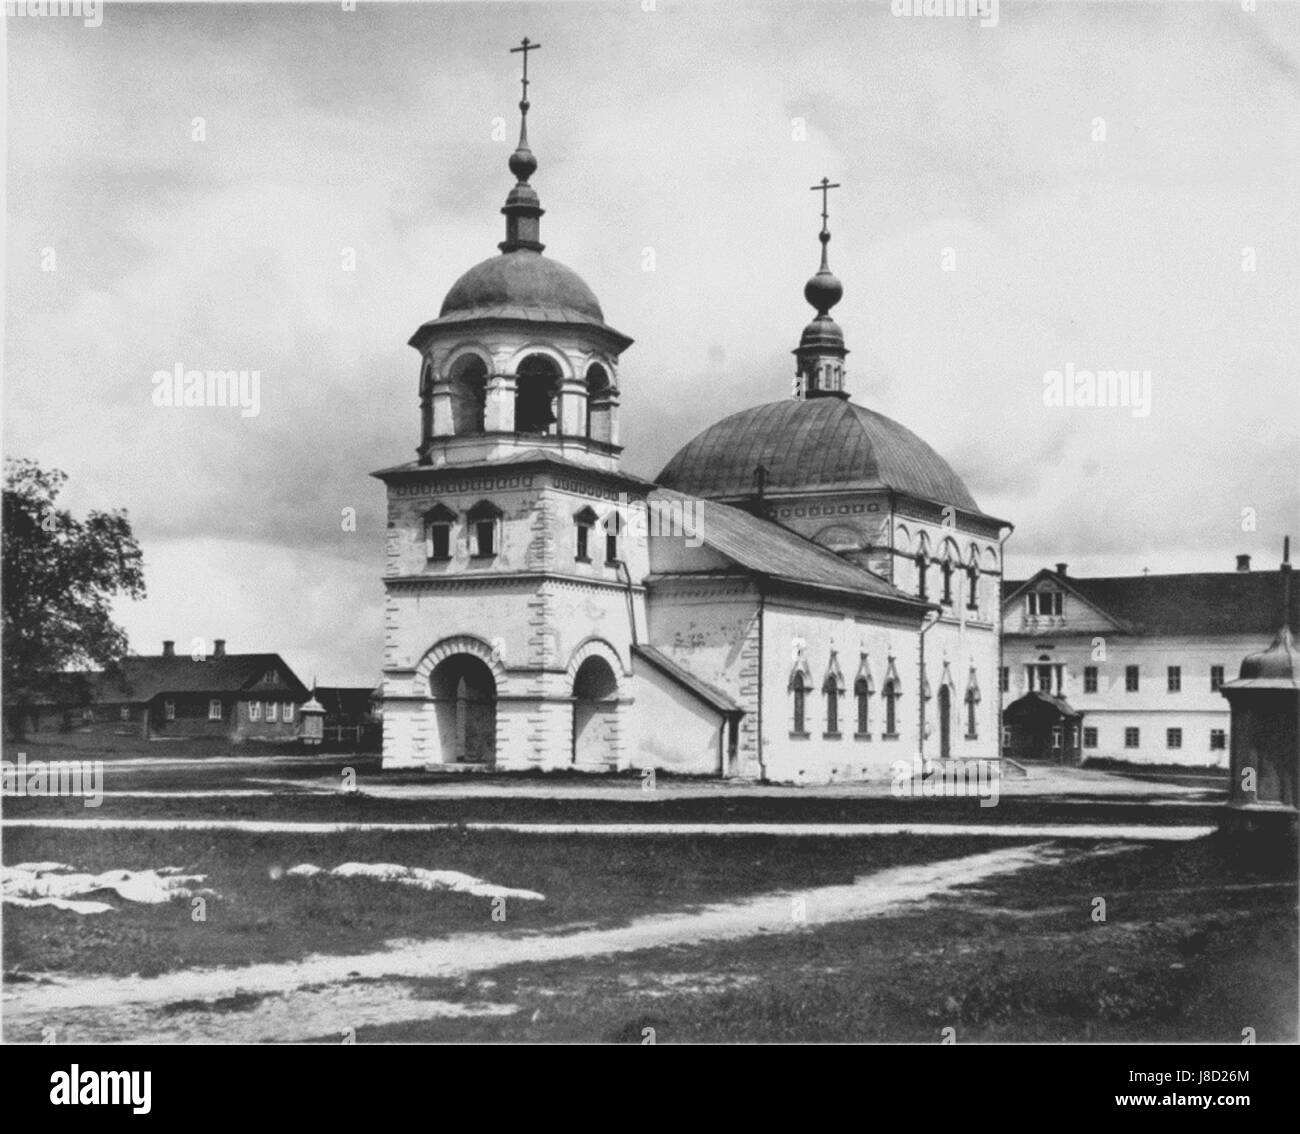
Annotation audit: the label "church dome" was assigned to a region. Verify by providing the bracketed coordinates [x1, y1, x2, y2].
[657, 396, 982, 512]
[439, 249, 605, 324]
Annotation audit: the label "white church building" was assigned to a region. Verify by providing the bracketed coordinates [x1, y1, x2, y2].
[374, 43, 1011, 783]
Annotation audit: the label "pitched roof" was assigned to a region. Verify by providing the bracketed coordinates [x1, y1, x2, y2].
[1003, 568, 1300, 638]
[631, 645, 744, 715]
[649, 487, 929, 610]
[89, 653, 309, 703]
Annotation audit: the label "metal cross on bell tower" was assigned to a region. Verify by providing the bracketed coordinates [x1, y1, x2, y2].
[510, 36, 541, 112]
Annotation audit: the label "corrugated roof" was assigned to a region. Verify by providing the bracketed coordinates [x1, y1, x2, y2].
[1004, 568, 1300, 638]
[631, 645, 744, 714]
[656, 397, 989, 515]
[649, 487, 927, 608]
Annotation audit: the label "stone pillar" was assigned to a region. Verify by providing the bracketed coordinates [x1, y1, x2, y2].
[485, 373, 516, 433]
[559, 378, 588, 438]
[431, 381, 453, 437]
[590, 389, 620, 446]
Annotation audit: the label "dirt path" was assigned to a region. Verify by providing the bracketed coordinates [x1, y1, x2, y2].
[1, 818, 1215, 839]
[5, 841, 1073, 1043]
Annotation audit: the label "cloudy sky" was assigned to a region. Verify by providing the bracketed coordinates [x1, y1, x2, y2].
[5, 0, 1298, 685]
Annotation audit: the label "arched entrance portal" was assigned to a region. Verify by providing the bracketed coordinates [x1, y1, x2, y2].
[430, 655, 497, 765]
[938, 685, 953, 760]
[572, 655, 619, 765]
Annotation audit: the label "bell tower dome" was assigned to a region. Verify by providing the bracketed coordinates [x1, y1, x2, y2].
[406, 37, 633, 473]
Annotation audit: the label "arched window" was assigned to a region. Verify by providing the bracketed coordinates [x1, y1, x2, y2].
[915, 554, 929, 600]
[447, 354, 487, 434]
[574, 506, 597, 562]
[823, 670, 843, 737]
[604, 511, 622, 564]
[424, 503, 456, 561]
[515, 354, 561, 435]
[789, 671, 810, 736]
[966, 564, 980, 612]
[883, 678, 900, 737]
[586, 363, 612, 442]
[467, 500, 502, 558]
[854, 677, 871, 737]
[419, 359, 435, 448]
[965, 686, 979, 739]
[941, 559, 954, 606]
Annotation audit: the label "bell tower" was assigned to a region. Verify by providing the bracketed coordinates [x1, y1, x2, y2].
[374, 38, 650, 775]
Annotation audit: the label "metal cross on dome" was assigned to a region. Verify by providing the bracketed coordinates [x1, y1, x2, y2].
[510, 37, 541, 106]
[810, 176, 841, 234]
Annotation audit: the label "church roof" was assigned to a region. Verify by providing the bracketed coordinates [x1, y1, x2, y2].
[648, 487, 928, 609]
[1003, 567, 1300, 639]
[656, 397, 986, 514]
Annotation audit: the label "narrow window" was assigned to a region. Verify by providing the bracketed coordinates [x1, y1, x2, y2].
[855, 679, 871, 737]
[267, 702, 278, 722]
[1125, 727, 1140, 749]
[120, 705, 130, 721]
[965, 688, 978, 739]
[574, 506, 596, 562]
[790, 673, 809, 736]
[1210, 665, 1224, 692]
[283, 703, 294, 722]
[940, 561, 953, 606]
[165, 700, 176, 721]
[1125, 665, 1139, 692]
[424, 504, 455, 561]
[1166, 727, 1182, 749]
[1026, 592, 1038, 616]
[1084, 666, 1098, 693]
[208, 699, 223, 721]
[250, 701, 262, 722]
[1167, 666, 1181, 693]
[1210, 729, 1226, 751]
[1083, 727, 1098, 748]
[965, 566, 979, 612]
[999, 666, 1009, 693]
[916, 555, 928, 600]
[822, 672, 842, 737]
[883, 680, 899, 737]
[604, 512, 622, 564]
[467, 501, 501, 558]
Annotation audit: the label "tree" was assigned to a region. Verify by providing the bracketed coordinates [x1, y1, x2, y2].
[2, 458, 145, 737]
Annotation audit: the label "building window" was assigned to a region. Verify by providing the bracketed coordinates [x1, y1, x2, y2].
[1028, 591, 1062, 617]
[855, 678, 871, 737]
[208, 700, 223, 721]
[965, 688, 978, 739]
[1051, 725, 1063, 750]
[1166, 727, 1182, 750]
[283, 703, 294, 722]
[1084, 666, 1098, 693]
[1167, 666, 1181, 693]
[883, 679, 899, 737]
[1210, 665, 1224, 692]
[823, 682, 840, 737]
[467, 501, 501, 558]
[790, 671, 810, 737]
[604, 512, 621, 564]
[424, 504, 455, 561]
[915, 554, 928, 600]
[1124, 727, 1140, 749]
[1125, 666, 1139, 692]
[1083, 726, 1098, 748]
[999, 666, 1009, 693]
[1210, 729, 1226, 751]
[119, 705, 130, 721]
[267, 702, 278, 722]
[940, 561, 954, 606]
[82, 707, 94, 721]
[574, 506, 596, 562]
[165, 700, 175, 721]
[249, 701, 262, 722]
[965, 566, 979, 612]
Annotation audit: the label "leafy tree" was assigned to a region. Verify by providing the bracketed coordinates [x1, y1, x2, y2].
[2, 458, 145, 737]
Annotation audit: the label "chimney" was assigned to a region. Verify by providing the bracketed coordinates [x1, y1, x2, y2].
[213, 639, 227, 659]
[162, 640, 175, 658]
[1055, 563, 1068, 576]
[1236, 554, 1251, 573]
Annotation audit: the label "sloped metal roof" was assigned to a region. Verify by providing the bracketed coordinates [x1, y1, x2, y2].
[631, 644, 744, 714]
[656, 396, 985, 513]
[649, 487, 927, 608]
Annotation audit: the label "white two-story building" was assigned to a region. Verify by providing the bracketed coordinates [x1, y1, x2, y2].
[1000, 551, 1298, 768]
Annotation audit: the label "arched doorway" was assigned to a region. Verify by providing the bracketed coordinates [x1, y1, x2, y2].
[515, 354, 561, 435]
[430, 655, 496, 765]
[572, 655, 618, 765]
[938, 685, 952, 759]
